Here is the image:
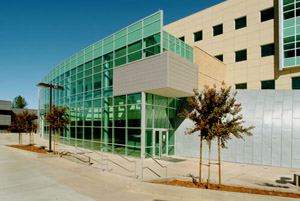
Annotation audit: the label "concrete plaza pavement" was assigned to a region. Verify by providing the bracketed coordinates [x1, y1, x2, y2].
[0, 133, 299, 201]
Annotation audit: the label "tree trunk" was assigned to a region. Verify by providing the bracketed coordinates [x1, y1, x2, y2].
[218, 136, 221, 187]
[57, 128, 60, 154]
[53, 130, 56, 154]
[198, 134, 203, 185]
[207, 140, 211, 188]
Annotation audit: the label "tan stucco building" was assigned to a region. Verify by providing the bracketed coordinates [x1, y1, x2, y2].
[164, 0, 300, 90]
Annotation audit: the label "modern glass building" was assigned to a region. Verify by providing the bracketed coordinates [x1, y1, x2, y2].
[38, 11, 197, 158]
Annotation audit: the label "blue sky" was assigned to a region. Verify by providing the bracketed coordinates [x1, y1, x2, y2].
[0, 0, 225, 109]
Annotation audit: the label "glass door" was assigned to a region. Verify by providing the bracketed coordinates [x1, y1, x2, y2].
[153, 129, 168, 158]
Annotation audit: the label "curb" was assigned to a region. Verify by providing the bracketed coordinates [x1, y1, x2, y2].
[127, 178, 299, 201]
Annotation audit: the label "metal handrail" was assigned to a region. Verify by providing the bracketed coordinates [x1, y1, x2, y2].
[144, 153, 167, 178]
[101, 147, 137, 178]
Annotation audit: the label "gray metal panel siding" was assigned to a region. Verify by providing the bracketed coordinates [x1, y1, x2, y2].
[113, 53, 168, 96]
[0, 101, 11, 110]
[175, 90, 300, 169]
[168, 52, 198, 93]
[0, 115, 11, 125]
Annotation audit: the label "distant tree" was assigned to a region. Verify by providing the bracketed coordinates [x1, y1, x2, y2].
[179, 83, 254, 188]
[46, 105, 70, 154]
[12, 95, 28, 109]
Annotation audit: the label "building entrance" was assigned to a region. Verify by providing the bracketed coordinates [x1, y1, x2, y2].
[153, 129, 168, 158]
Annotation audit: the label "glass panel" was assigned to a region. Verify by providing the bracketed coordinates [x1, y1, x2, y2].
[128, 40, 142, 53]
[93, 73, 101, 90]
[292, 76, 300, 89]
[144, 45, 160, 57]
[115, 56, 126, 67]
[261, 44, 275, 57]
[128, 21, 142, 32]
[114, 95, 126, 105]
[77, 79, 83, 93]
[144, 33, 160, 47]
[146, 93, 153, 104]
[168, 130, 175, 146]
[127, 93, 141, 104]
[143, 12, 161, 26]
[115, 47, 126, 58]
[154, 106, 168, 128]
[127, 129, 141, 147]
[146, 130, 153, 146]
[261, 7, 274, 22]
[127, 104, 141, 127]
[115, 29, 126, 38]
[128, 29, 142, 44]
[146, 105, 153, 128]
[93, 108, 102, 126]
[162, 131, 167, 155]
[114, 128, 126, 145]
[154, 95, 168, 106]
[128, 51, 142, 62]
[168, 109, 175, 129]
[115, 36, 127, 49]
[114, 106, 126, 127]
[84, 76, 92, 91]
[102, 70, 113, 87]
[155, 130, 160, 156]
[143, 20, 161, 38]
[103, 42, 113, 54]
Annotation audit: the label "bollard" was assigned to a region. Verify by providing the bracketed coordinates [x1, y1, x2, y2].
[294, 174, 300, 187]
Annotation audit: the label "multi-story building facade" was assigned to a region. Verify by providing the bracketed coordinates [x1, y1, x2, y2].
[38, 0, 300, 169]
[164, 0, 300, 90]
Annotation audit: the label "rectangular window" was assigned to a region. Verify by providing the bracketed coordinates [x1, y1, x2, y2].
[235, 49, 247, 62]
[178, 36, 185, 42]
[213, 24, 223, 36]
[261, 43, 275, 57]
[194, 30, 203, 42]
[292, 77, 300, 89]
[261, 80, 275, 89]
[261, 7, 274, 22]
[215, 54, 223, 62]
[235, 16, 247, 30]
[235, 83, 247, 89]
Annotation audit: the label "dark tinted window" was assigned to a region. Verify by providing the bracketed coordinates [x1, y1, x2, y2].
[213, 24, 223, 36]
[292, 77, 300, 89]
[235, 49, 247, 62]
[261, 43, 275, 57]
[194, 31, 203, 42]
[235, 83, 247, 89]
[179, 36, 185, 42]
[261, 80, 275, 89]
[235, 16, 247, 30]
[215, 54, 223, 62]
[261, 7, 274, 22]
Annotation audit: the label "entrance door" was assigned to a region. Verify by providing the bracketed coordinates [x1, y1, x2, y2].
[154, 129, 168, 158]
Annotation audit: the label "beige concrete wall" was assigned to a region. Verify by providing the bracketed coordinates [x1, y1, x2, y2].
[164, 0, 300, 89]
[194, 47, 226, 89]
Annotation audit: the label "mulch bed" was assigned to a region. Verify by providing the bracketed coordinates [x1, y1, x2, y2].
[153, 180, 300, 198]
[8, 145, 49, 154]
[7, 145, 70, 156]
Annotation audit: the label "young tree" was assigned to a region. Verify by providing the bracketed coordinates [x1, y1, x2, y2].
[179, 83, 254, 188]
[22, 111, 37, 146]
[46, 105, 70, 154]
[8, 113, 25, 145]
[12, 95, 28, 109]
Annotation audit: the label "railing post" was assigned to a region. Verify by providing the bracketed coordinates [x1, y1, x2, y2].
[75, 144, 77, 164]
[101, 148, 103, 171]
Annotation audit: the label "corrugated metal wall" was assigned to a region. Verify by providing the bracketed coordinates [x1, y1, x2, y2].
[175, 90, 300, 169]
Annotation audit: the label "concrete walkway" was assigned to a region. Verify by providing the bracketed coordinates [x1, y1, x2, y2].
[1, 133, 299, 201]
